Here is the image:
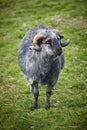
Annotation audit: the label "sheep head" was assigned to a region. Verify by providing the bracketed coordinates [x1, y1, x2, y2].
[29, 29, 70, 57]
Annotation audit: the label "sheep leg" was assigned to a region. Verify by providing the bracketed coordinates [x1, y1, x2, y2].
[46, 86, 53, 109]
[32, 82, 39, 110]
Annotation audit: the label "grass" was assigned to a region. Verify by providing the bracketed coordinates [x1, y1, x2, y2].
[0, 0, 87, 130]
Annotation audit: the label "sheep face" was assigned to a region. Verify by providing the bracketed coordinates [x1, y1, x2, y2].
[29, 30, 62, 60]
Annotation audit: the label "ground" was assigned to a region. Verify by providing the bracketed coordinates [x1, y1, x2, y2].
[0, 0, 87, 130]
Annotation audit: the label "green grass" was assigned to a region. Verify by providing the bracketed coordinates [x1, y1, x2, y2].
[0, 0, 87, 130]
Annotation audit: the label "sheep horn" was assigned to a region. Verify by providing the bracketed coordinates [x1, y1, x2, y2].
[33, 33, 45, 44]
[29, 33, 45, 51]
[61, 39, 70, 47]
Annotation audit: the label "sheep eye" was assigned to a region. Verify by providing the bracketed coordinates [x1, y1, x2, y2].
[46, 40, 51, 44]
[46, 41, 50, 44]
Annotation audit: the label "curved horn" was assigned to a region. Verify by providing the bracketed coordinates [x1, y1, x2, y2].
[29, 33, 45, 51]
[33, 33, 45, 44]
[61, 39, 70, 47]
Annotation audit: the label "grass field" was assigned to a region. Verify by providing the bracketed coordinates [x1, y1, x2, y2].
[0, 0, 87, 130]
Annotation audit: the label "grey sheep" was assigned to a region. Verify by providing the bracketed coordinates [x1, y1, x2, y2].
[18, 25, 70, 110]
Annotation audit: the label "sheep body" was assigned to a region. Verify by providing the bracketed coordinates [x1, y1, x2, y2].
[18, 25, 70, 109]
[18, 25, 63, 84]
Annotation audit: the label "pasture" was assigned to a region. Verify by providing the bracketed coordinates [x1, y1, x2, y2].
[0, 0, 87, 130]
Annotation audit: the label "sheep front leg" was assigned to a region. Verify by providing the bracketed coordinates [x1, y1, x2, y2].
[46, 86, 53, 109]
[32, 82, 39, 110]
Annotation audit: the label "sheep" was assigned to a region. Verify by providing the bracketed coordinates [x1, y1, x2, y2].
[18, 25, 70, 110]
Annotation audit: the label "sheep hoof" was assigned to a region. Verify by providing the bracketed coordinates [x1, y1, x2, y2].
[31, 104, 38, 110]
[31, 107, 37, 111]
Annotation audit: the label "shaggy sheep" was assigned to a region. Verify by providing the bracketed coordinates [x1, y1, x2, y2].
[18, 25, 70, 109]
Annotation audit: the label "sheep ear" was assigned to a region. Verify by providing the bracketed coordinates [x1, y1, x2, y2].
[52, 29, 64, 39]
[59, 35, 64, 39]
[51, 29, 60, 35]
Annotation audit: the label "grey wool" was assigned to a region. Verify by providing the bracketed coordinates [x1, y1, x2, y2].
[18, 25, 70, 109]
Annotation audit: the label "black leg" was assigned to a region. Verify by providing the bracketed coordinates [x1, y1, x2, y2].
[32, 82, 39, 110]
[46, 86, 53, 109]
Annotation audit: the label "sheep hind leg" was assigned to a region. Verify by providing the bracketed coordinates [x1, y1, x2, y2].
[31, 82, 39, 110]
[45, 85, 53, 109]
